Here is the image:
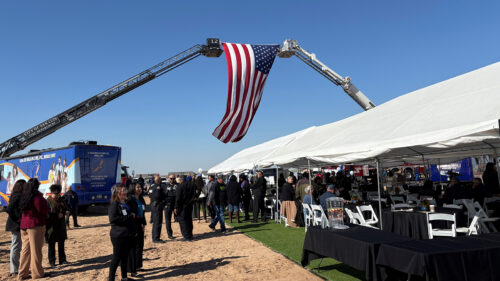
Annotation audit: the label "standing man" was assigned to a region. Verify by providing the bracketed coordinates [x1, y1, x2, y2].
[63, 186, 80, 228]
[151, 175, 166, 243]
[163, 174, 177, 240]
[251, 171, 267, 223]
[205, 175, 217, 220]
[175, 176, 195, 241]
[209, 177, 228, 233]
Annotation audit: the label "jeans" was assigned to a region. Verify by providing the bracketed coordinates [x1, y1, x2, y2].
[10, 231, 21, 274]
[209, 205, 226, 231]
[228, 203, 239, 212]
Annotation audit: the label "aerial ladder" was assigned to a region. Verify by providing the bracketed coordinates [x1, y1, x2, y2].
[0, 39, 223, 158]
[278, 39, 376, 111]
[0, 38, 374, 158]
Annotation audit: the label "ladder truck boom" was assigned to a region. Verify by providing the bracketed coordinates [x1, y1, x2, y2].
[278, 39, 376, 111]
[0, 38, 223, 158]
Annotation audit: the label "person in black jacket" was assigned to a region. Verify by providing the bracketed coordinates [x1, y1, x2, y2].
[175, 176, 195, 241]
[227, 175, 241, 223]
[163, 174, 177, 240]
[209, 177, 228, 233]
[251, 171, 267, 223]
[279, 176, 295, 202]
[150, 175, 166, 243]
[239, 174, 251, 221]
[45, 184, 69, 267]
[126, 183, 146, 277]
[483, 162, 500, 195]
[108, 184, 137, 281]
[63, 187, 80, 228]
[5, 179, 25, 276]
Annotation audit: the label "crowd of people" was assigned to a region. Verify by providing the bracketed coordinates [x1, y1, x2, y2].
[4, 163, 499, 280]
[5, 178, 80, 280]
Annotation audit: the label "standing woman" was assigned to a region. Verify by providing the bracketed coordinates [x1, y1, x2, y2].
[127, 183, 145, 276]
[18, 178, 49, 279]
[5, 179, 25, 277]
[108, 184, 136, 281]
[46, 184, 69, 267]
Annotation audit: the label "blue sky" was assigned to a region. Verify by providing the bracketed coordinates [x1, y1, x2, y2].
[1, 1, 499, 174]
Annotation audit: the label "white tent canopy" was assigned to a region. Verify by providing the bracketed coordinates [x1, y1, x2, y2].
[210, 61, 500, 172]
[208, 127, 315, 174]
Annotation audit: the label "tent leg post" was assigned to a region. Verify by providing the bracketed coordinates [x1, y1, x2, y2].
[276, 166, 279, 222]
[376, 159, 383, 230]
[308, 159, 312, 186]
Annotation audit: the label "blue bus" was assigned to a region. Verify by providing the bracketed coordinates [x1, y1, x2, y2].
[0, 143, 122, 207]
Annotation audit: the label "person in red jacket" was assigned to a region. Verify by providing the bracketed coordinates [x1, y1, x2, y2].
[18, 178, 49, 280]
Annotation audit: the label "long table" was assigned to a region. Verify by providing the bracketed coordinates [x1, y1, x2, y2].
[376, 234, 500, 281]
[301, 225, 410, 281]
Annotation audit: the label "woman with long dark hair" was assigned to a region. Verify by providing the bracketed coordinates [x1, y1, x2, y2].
[5, 179, 26, 277]
[108, 184, 136, 281]
[18, 178, 49, 279]
[127, 183, 146, 276]
[46, 184, 69, 267]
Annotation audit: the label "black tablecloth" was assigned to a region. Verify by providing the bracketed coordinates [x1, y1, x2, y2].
[376, 235, 500, 281]
[302, 225, 410, 281]
[382, 207, 467, 239]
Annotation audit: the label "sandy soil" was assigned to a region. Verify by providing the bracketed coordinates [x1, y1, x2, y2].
[0, 199, 320, 281]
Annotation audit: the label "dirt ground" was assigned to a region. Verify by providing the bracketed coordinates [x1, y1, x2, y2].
[0, 199, 320, 281]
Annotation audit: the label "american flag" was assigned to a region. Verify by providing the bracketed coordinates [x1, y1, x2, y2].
[212, 43, 279, 143]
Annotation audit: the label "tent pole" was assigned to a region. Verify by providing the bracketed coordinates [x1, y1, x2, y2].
[438, 159, 442, 191]
[376, 159, 383, 229]
[308, 159, 312, 186]
[276, 166, 279, 201]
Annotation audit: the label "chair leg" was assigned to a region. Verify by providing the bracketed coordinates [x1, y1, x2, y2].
[317, 258, 323, 272]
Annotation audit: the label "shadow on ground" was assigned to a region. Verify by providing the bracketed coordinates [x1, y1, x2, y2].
[141, 256, 245, 280]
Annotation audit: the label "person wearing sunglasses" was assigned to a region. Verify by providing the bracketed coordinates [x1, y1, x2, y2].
[164, 174, 177, 240]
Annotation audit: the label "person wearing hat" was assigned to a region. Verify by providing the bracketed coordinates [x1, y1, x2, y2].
[320, 184, 337, 214]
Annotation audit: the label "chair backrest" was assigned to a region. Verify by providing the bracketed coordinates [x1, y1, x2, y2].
[483, 197, 500, 214]
[391, 195, 406, 204]
[427, 212, 456, 238]
[453, 198, 473, 206]
[310, 204, 328, 227]
[302, 203, 313, 218]
[356, 205, 378, 225]
[407, 193, 419, 202]
[391, 203, 411, 210]
[345, 208, 362, 224]
[443, 203, 463, 210]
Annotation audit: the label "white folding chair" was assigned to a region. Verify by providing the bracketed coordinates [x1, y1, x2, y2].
[367, 192, 387, 204]
[391, 203, 411, 210]
[473, 201, 499, 233]
[456, 215, 480, 236]
[407, 193, 419, 204]
[483, 197, 500, 216]
[264, 198, 274, 220]
[391, 195, 406, 204]
[356, 205, 379, 227]
[310, 204, 328, 228]
[443, 203, 463, 210]
[427, 213, 456, 239]
[302, 203, 313, 232]
[345, 208, 362, 225]
[276, 200, 287, 225]
[453, 198, 473, 206]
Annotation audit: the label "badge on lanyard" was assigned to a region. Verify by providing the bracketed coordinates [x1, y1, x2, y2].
[122, 209, 127, 216]
[142, 205, 145, 211]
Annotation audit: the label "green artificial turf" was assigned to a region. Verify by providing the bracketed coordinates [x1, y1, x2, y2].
[229, 218, 365, 281]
